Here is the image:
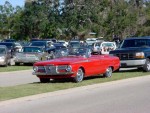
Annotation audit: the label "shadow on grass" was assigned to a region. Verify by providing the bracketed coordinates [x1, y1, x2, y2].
[31, 75, 105, 84]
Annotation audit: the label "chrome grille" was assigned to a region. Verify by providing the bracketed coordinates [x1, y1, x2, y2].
[116, 53, 134, 60]
[45, 65, 57, 74]
[37, 66, 46, 73]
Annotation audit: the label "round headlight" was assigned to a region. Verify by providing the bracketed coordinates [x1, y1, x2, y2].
[66, 65, 72, 72]
[33, 66, 38, 72]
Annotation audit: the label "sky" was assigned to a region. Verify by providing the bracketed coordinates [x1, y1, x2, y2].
[0, 0, 25, 7]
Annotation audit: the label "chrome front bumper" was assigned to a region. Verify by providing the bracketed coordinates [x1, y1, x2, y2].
[14, 58, 39, 63]
[32, 71, 74, 76]
[32, 65, 74, 76]
[120, 59, 146, 67]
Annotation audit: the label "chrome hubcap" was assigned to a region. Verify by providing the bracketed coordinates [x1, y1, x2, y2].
[77, 69, 83, 82]
[147, 61, 150, 70]
[106, 68, 112, 77]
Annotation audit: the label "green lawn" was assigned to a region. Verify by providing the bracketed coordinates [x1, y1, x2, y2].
[0, 65, 32, 72]
[0, 69, 150, 101]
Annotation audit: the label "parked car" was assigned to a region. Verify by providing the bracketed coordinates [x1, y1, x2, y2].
[58, 40, 68, 47]
[100, 42, 117, 54]
[54, 48, 69, 58]
[91, 42, 102, 54]
[91, 41, 117, 55]
[0, 45, 11, 66]
[68, 40, 81, 53]
[109, 36, 150, 71]
[14, 42, 22, 52]
[14, 46, 50, 65]
[96, 37, 104, 42]
[86, 38, 97, 45]
[32, 47, 120, 83]
[46, 43, 68, 59]
[29, 40, 54, 51]
[0, 42, 16, 57]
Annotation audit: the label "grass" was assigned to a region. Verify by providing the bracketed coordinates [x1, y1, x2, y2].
[0, 68, 150, 101]
[0, 65, 32, 72]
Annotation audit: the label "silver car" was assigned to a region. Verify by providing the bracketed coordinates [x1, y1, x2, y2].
[14, 46, 49, 65]
[0, 45, 11, 66]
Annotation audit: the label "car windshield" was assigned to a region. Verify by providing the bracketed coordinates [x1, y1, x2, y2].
[102, 43, 114, 47]
[68, 48, 88, 56]
[55, 48, 68, 57]
[23, 47, 42, 52]
[0, 48, 6, 54]
[121, 39, 150, 48]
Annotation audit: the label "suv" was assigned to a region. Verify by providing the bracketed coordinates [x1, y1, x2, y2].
[109, 36, 150, 72]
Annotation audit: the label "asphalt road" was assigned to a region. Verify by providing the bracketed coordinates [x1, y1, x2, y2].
[0, 75, 150, 113]
[0, 70, 39, 87]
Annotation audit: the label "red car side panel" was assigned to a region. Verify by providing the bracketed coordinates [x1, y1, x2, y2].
[33, 55, 120, 79]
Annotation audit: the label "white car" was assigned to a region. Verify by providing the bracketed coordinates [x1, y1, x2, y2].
[85, 38, 97, 45]
[100, 42, 117, 54]
[91, 42, 102, 54]
[14, 42, 22, 52]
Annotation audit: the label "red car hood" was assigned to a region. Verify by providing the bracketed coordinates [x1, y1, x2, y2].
[34, 56, 87, 66]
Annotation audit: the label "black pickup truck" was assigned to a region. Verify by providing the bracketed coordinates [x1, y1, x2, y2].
[109, 36, 150, 72]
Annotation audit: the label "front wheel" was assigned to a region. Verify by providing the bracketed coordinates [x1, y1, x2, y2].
[103, 67, 112, 77]
[143, 59, 150, 72]
[74, 68, 84, 83]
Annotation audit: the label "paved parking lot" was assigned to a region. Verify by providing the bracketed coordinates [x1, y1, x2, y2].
[0, 70, 39, 87]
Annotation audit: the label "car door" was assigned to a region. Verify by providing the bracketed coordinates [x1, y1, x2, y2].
[85, 56, 103, 76]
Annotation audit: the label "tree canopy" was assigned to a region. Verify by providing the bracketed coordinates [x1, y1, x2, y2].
[0, 0, 150, 41]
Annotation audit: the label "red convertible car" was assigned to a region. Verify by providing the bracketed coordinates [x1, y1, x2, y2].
[33, 48, 120, 83]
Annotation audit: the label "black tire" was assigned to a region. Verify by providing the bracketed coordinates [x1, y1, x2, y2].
[74, 68, 84, 83]
[40, 78, 50, 83]
[103, 67, 112, 77]
[143, 58, 150, 72]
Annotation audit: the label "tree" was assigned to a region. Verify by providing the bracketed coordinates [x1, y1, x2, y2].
[0, 1, 14, 38]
